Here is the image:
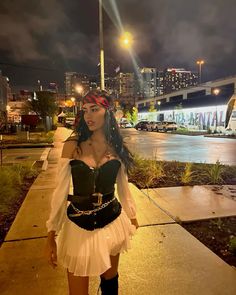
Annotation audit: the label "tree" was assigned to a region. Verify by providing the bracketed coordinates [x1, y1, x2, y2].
[131, 107, 138, 125]
[26, 91, 58, 131]
[148, 101, 157, 113]
[123, 107, 138, 126]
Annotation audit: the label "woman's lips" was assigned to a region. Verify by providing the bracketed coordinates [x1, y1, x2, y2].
[87, 120, 95, 126]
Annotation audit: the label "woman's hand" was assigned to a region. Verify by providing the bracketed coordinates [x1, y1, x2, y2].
[130, 218, 139, 229]
[45, 233, 57, 269]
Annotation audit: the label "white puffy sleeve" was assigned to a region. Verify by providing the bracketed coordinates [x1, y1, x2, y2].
[116, 162, 137, 219]
[46, 157, 71, 234]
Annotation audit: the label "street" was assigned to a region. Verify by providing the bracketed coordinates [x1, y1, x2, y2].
[121, 129, 236, 165]
[1, 127, 235, 166]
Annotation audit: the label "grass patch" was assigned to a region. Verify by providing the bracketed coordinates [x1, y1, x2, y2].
[0, 162, 39, 234]
[1, 131, 55, 144]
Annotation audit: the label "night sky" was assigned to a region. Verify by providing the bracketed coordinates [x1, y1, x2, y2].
[0, 0, 236, 90]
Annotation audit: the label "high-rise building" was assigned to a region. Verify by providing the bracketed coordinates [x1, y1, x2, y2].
[137, 67, 157, 98]
[104, 75, 117, 96]
[65, 72, 90, 97]
[117, 72, 135, 97]
[163, 68, 198, 94]
[156, 71, 164, 96]
[0, 70, 10, 119]
[65, 72, 77, 96]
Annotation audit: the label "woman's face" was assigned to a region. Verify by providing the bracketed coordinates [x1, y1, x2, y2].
[82, 103, 106, 131]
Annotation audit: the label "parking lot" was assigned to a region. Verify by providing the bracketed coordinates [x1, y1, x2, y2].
[121, 128, 236, 165]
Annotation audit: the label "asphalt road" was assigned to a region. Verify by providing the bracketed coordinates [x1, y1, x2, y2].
[121, 129, 236, 166]
[1, 128, 235, 166]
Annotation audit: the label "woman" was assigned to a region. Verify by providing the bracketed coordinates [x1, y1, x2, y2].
[45, 90, 138, 295]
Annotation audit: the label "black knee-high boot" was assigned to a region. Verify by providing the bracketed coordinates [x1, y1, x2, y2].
[100, 273, 119, 295]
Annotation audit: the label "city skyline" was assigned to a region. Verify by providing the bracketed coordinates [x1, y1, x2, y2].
[0, 0, 236, 88]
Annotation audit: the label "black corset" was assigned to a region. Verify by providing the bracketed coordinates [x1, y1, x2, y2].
[70, 159, 121, 195]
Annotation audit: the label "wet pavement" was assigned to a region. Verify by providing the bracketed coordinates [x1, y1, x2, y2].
[121, 129, 236, 165]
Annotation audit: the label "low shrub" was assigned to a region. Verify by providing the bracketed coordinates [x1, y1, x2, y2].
[181, 162, 194, 185]
[128, 159, 236, 188]
[0, 162, 39, 216]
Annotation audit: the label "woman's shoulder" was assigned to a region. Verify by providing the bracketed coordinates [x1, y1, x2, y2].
[65, 133, 78, 142]
[62, 136, 78, 158]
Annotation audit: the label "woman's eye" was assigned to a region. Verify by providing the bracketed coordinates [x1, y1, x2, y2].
[92, 108, 99, 112]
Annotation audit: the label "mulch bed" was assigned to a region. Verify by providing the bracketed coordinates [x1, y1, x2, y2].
[181, 216, 236, 268]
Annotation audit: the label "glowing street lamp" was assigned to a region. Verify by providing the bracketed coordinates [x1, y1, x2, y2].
[120, 32, 133, 49]
[196, 60, 205, 84]
[75, 84, 83, 111]
[75, 84, 83, 95]
[213, 88, 220, 96]
[71, 97, 76, 115]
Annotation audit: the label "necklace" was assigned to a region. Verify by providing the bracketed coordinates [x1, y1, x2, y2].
[88, 137, 112, 168]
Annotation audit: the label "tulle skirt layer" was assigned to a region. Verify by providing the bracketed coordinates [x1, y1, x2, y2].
[56, 209, 136, 276]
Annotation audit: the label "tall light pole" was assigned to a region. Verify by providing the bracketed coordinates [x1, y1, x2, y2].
[196, 60, 205, 84]
[75, 84, 83, 111]
[213, 88, 220, 132]
[71, 97, 76, 116]
[99, 0, 105, 90]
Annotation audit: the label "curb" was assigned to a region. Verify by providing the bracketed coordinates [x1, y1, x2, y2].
[40, 147, 52, 171]
[1, 143, 54, 149]
[204, 135, 236, 139]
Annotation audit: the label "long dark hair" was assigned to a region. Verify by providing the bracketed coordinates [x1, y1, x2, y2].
[75, 90, 134, 171]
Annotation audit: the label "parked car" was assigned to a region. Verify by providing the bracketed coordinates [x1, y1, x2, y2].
[156, 121, 178, 132]
[120, 122, 133, 128]
[135, 121, 149, 131]
[147, 121, 161, 131]
[65, 117, 75, 128]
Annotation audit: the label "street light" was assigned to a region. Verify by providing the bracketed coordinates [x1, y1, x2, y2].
[120, 32, 133, 49]
[196, 60, 205, 84]
[75, 84, 83, 111]
[213, 88, 220, 132]
[213, 88, 220, 96]
[71, 97, 76, 116]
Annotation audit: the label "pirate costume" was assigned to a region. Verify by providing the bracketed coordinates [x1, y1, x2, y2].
[46, 93, 137, 277]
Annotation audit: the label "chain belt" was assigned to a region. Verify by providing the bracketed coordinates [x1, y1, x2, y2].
[69, 196, 116, 217]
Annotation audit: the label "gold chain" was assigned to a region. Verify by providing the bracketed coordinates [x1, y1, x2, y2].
[69, 196, 116, 217]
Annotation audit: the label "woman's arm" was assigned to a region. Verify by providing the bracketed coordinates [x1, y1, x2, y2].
[46, 139, 77, 234]
[46, 157, 71, 234]
[116, 162, 137, 221]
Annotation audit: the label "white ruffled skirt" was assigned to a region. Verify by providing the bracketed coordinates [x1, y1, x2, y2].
[56, 209, 136, 277]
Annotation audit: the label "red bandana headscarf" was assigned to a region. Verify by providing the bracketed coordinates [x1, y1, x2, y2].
[82, 93, 110, 109]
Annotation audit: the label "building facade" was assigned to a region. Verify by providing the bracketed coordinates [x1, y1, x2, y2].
[65, 72, 77, 96]
[163, 68, 198, 94]
[137, 67, 157, 98]
[117, 72, 135, 97]
[0, 70, 11, 122]
[136, 76, 236, 132]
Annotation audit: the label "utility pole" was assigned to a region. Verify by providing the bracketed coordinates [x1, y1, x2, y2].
[99, 0, 105, 90]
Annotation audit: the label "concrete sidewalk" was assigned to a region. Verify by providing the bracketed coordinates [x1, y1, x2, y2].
[0, 127, 236, 295]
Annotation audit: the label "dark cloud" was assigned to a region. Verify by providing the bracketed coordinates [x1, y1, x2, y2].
[0, 0, 235, 88]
